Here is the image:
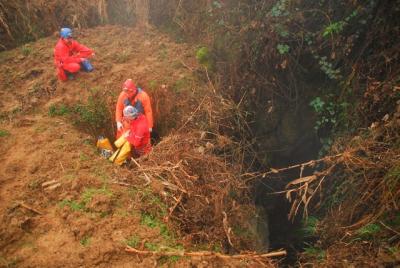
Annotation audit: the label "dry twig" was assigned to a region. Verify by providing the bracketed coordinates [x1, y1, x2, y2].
[125, 245, 286, 260]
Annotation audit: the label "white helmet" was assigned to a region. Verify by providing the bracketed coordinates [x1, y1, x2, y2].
[123, 105, 139, 119]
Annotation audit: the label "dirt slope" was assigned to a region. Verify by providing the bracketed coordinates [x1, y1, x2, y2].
[0, 25, 215, 267]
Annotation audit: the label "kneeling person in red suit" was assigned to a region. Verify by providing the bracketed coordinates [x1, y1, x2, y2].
[123, 105, 151, 157]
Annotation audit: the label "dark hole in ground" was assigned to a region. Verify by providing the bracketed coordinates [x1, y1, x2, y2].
[252, 126, 321, 264]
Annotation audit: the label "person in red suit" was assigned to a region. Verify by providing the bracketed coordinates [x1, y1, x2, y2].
[115, 79, 153, 138]
[123, 105, 152, 157]
[54, 27, 94, 81]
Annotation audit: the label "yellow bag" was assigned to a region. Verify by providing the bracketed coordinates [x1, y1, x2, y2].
[109, 141, 131, 165]
[96, 136, 113, 151]
[114, 135, 127, 148]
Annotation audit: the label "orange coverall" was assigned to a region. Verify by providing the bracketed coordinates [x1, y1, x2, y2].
[115, 88, 153, 138]
[54, 38, 93, 81]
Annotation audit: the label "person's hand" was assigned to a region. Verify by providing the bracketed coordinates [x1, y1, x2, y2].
[80, 58, 86, 62]
[91, 52, 95, 57]
[123, 130, 130, 138]
[117, 121, 123, 130]
[149, 128, 152, 132]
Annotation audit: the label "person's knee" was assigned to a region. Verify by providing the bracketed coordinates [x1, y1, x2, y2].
[64, 63, 81, 73]
[57, 68, 67, 81]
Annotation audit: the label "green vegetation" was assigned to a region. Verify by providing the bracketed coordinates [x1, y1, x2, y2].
[71, 89, 113, 136]
[81, 187, 113, 205]
[277, 44, 290, 55]
[232, 225, 253, 240]
[0, 129, 10, 137]
[388, 246, 399, 255]
[59, 186, 113, 213]
[79, 152, 89, 161]
[80, 236, 91, 247]
[300, 216, 319, 238]
[304, 245, 326, 261]
[384, 166, 400, 192]
[355, 223, 381, 240]
[148, 80, 159, 91]
[310, 95, 350, 155]
[172, 76, 192, 93]
[48, 104, 70, 117]
[21, 45, 32, 56]
[59, 199, 85, 212]
[140, 213, 172, 240]
[130, 187, 168, 217]
[125, 235, 140, 248]
[196, 46, 213, 70]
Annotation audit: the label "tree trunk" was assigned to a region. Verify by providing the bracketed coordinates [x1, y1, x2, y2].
[135, 0, 150, 28]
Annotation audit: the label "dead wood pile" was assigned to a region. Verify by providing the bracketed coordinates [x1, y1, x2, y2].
[129, 131, 260, 250]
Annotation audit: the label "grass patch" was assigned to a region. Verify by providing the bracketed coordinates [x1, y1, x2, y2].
[48, 104, 70, 117]
[304, 246, 326, 261]
[59, 186, 113, 213]
[0, 130, 10, 137]
[384, 166, 400, 192]
[388, 246, 399, 255]
[59, 199, 85, 212]
[232, 225, 253, 239]
[21, 45, 32, 56]
[355, 223, 381, 240]
[130, 187, 168, 217]
[140, 213, 173, 241]
[172, 76, 192, 92]
[126, 235, 140, 248]
[148, 80, 159, 91]
[80, 236, 91, 247]
[81, 186, 113, 206]
[79, 152, 89, 161]
[144, 242, 160, 251]
[158, 255, 181, 265]
[300, 216, 319, 238]
[70, 90, 113, 137]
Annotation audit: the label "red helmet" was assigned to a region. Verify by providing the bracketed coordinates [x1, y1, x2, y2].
[122, 79, 137, 93]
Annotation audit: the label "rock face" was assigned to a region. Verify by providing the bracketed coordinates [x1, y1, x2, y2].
[254, 100, 320, 166]
[245, 204, 270, 252]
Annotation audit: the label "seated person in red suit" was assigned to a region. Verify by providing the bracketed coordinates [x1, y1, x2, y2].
[54, 27, 94, 81]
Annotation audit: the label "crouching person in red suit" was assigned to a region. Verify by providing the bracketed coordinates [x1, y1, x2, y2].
[54, 27, 94, 81]
[122, 105, 152, 157]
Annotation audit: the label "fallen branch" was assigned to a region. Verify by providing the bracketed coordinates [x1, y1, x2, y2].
[110, 179, 132, 187]
[176, 96, 208, 132]
[17, 202, 43, 215]
[125, 246, 286, 259]
[260, 153, 344, 178]
[222, 211, 234, 248]
[169, 193, 183, 216]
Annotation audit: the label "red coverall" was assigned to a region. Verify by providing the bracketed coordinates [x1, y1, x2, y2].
[125, 114, 152, 156]
[115, 89, 153, 138]
[54, 38, 93, 81]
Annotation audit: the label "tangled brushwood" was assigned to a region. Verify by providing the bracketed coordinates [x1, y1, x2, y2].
[280, 100, 400, 264]
[128, 132, 258, 249]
